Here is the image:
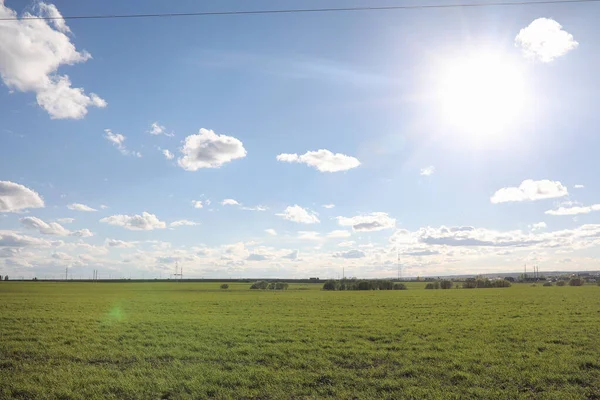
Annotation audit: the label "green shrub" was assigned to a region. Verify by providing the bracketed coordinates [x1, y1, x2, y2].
[569, 278, 584, 286]
[250, 281, 269, 290]
[357, 281, 372, 291]
[323, 280, 337, 291]
[543, 282, 553, 287]
[393, 283, 407, 290]
[220, 284, 229, 289]
[425, 283, 435, 290]
[463, 278, 477, 289]
[267, 282, 289, 290]
[556, 280, 566, 287]
[440, 280, 453, 290]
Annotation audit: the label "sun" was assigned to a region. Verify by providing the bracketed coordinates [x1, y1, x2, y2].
[438, 52, 528, 140]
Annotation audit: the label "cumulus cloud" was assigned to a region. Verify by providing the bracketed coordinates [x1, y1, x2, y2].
[322, 204, 335, 209]
[178, 128, 246, 171]
[265, 229, 277, 236]
[70, 229, 94, 238]
[515, 18, 578, 62]
[20, 216, 69, 236]
[247, 253, 269, 261]
[545, 204, 600, 216]
[530, 222, 547, 231]
[276, 149, 360, 172]
[574, 184, 585, 189]
[100, 212, 166, 231]
[192, 200, 204, 209]
[147, 122, 174, 137]
[0, 2, 106, 119]
[333, 249, 366, 259]
[67, 203, 97, 212]
[56, 218, 74, 224]
[420, 166, 435, 176]
[490, 179, 568, 203]
[162, 149, 174, 160]
[338, 241, 355, 247]
[104, 129, 141, 157]
[0, 230, 50, 247]
[221, 199, 240, 206]
[105, 238, 135, 248]
[327, 230, 352, 238]
[170, 220, 198, 227]
[277, 205, 320, 224]
[297, 231, 321, 240]
[0, 181, 44, 212]
[336, 212, 396, 232]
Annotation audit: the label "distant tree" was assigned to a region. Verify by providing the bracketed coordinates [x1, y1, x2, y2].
[440, 280, 453, 290]
[250, 281, 269, 290]
[393, 283, 407, 290]
[424, 283, 436, 290]
[269, 282, 288, 290]
[569, 277, 584, 287]
[463, 278, 477, 289]
[543, 282, 553, 287]
[220, 284, 229, 289]
[492, 279, 511, 288]
[4, 275, 7, 281]
[323, 280, 337, 291]
[376, 280, 394, 290]
[357, 281, 372, 291]
[504, 277, 515, 282]
[556, 280, 566, 287]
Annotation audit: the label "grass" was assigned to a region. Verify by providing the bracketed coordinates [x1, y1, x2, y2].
[1, 282, 599, 399]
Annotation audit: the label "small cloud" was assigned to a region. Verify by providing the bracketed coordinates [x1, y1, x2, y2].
[162, 149, 174, 160]
[147, 122, 174, 137]
[491, 179, 568, 203]
[283, 250, 299, 260]
[333, 249, 365, 259]
[170, 220, 198, 227]
[192, 200, 204, 209]
[327, 230, 351, 238]
[574, 184, 585, 189]
[100, 212, 166, 231]
[529, 222, 547, 231]
[338, 241, 355, 247]
[276, 149, 360, 172]
[247, 253, 269, 261]
[241, 205, 268, 211]
[70, 229, 94, 238]
[420, 166, 435, 176]
[221, 199, 240, 206]
[178, 128, 246, 171]
[277, 205, 320, 224]
[100, 205, 109, 209]
[67, 203, 97, 212]
[265, 229, 277, 236]
[545, 204, 600, 216]
[322, 204, 335, 209]
[515, 18, 578, 62]
[56, 218, 75, 224]
[297, 231, 321, 240]
[336, 212, 395, 232]
[104, 129, 141, 157]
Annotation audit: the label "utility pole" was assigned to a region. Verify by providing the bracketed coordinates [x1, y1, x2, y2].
[65, 266, 68, 281]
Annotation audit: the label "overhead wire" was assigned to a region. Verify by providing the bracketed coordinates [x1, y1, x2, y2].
[0, 0, 599, 22]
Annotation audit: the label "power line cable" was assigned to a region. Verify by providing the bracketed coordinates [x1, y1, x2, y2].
[1, 0, 599, 22]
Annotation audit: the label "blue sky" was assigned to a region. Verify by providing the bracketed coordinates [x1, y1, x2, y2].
[1, 0, 600, 279]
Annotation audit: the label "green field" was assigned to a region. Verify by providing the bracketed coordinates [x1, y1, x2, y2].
[1, 282, 599, 399]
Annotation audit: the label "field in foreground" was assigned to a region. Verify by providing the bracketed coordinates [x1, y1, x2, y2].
[1, 282, 599, 399]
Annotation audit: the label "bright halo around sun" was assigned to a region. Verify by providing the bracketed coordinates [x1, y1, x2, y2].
[438, 52, 528, 140]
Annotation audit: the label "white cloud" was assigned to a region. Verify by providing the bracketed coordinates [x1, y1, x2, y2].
[0, 230, 50, 247]
[67, 203, 97, 212]
[276, 149, 360, 172]
[420, 166, 435, 176]
[490, 179, 568, 203]
[56, 218, 74, 224]
[192, 200, 204, 209]
[221, 199, 240, 206]
[148, 122, 174, 137]
[574, 184, 585, 189]
[178, 128, 246, 171]
[327, 230, 352, 238]
[336, 212, 396, 232]
[170, 220, 198, 227]
[105, 238, 135, 248]
[277, 205, 320, 224]
[100, 212, 166, 231]
[100, 205, 108, 210]
[104, 129, 141, 157]
[333, 249, 366, 259]
[241, 205, 268, 211]
[20, 216, 69, 236]
[338, 241, 355, 247]
[162, 149, 174, 160]
[282, 250, 299, 260]
[322, 204, 335, 209]
[297, 231, 321, 240]
[0, 181, 44, 212]
[515, 18, 578, 63]
[247, 253, 270, 261]
[265, 229, 277, 236]
[530, 222, 547, 231]
[0, 2, 106, 119]
[70, 229, 94, 238]
[545, 204, 600, 216]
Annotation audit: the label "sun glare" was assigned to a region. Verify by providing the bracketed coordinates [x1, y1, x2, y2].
[438, 53, 528, 139]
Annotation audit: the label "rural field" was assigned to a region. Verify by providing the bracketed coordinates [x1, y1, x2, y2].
[1, 282, 599, 399]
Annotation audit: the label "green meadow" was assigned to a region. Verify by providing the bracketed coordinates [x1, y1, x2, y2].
[1, 282, 599, 399]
